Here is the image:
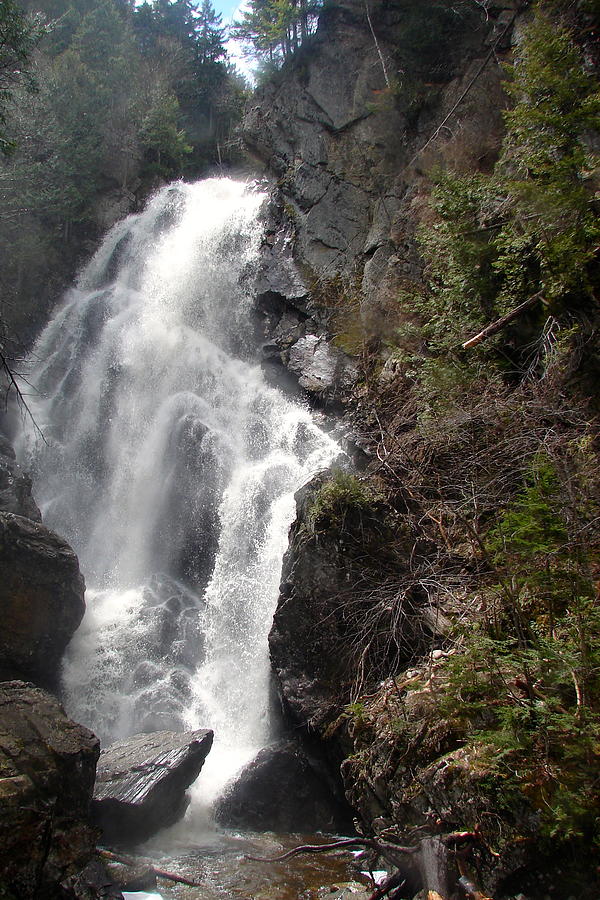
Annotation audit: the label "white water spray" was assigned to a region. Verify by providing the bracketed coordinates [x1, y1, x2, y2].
[18, 178, 338, 814]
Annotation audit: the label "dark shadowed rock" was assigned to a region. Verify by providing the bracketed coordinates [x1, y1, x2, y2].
[92, 729, 213, 845]
[60, 857, 124, 899]
[0, 434, 41, 521]
[215, 739, 352, 833]
[0, 681, 100, 899]
[0, 512, 85, 689]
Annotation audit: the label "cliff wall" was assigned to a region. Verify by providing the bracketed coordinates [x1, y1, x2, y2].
[249, 1, 600, 897]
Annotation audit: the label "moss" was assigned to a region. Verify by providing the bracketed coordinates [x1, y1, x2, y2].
[306, 470, 380, 533]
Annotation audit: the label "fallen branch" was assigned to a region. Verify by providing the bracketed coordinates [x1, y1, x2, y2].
[461, 293, 544, 349]
[98, 848, 202, 888]
[368, 871, 407, 900]
[458, 874, 494, 900]
[245, 836, 418, 866]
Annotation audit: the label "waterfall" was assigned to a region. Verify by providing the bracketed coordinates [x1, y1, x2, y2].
[17, 178, 338, 810]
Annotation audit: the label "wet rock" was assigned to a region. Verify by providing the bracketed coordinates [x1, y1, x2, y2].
[215, 740, 352, 833]
[92, 729, 213, 845]
[0, 512, 85, 689]
[317, 884, 372, 899]
[60, 857, 124, 899]
[0, 680, 100, 899]
[287, 334, 358, 399]
[103, 860, 156, 892]
[0, 434, 41, 521]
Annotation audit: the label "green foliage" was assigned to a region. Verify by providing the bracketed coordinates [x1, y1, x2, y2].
[0, 0, 45, 153]
[232, 0, 321, 68]
[0, 0, 249, 337]
[306, 471, 377, 533]
[396, 3, 600, 413]
[140, 93, 191, 178]
[436, 447, 600, 845]
[343, 700, 368, 727]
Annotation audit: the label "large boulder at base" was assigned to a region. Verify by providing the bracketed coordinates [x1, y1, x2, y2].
[215, 739, 353, 833]
[0, 681, 100, 899]
[92, 729, 213, 845]
[0, 512, 85, 690]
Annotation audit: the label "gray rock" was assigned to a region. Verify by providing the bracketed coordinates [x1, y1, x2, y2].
[0, 511, 85, 689]
[215, 740, 351, 833]
[288, 334, 358, 397]
[92, 729, 213, 845]
[0, 680, 100, 899]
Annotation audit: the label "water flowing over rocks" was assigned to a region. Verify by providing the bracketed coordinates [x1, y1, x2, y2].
[91, 729, 213, 846]
[0, 681, 100, 899]
[0, 512, 85, 689]
[215, 739, 352, 833]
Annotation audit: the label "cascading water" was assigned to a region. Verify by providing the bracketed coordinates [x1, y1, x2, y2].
[17, 178, 339, 821]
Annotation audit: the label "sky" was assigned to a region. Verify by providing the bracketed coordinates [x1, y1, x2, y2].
[216, 0, 255, 81]
[213, 0, 244, 17]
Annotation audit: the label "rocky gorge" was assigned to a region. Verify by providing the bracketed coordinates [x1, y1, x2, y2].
[0, 0, 599, 898]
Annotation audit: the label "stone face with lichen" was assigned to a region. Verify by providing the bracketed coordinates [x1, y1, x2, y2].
[0, 680, 100, 899]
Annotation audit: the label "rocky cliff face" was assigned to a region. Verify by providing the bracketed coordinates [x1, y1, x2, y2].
[247, 0, 513, 346]
[0, 681, 100, 899]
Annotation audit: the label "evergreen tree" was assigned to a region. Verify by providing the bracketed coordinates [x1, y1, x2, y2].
[232, 0, 321, 69]
[0, 0, 44, 153]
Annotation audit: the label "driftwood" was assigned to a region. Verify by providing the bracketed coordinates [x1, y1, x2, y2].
[245, 830, 496, 900]
[245, 836, 418, 866]
[461, 293, 543, 349]
[367, 871, 407, 900]
[98, 848, 202, 888]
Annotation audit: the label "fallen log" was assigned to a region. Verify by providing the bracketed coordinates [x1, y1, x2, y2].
[461, 292, 544, 349]
[98, 848, 202, 888]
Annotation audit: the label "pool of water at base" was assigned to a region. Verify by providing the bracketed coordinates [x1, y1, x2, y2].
[133, 829, 374, 900]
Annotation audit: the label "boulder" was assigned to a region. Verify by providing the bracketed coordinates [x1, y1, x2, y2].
[60, 858, 124, 899]
[215, 740, 352, 833]
[270, 473, 422, 734]
[287, 334, 358, 399]
[92, 729, 213, 845]
[0, 680, 100, 899]
[0, 511, 85, 689]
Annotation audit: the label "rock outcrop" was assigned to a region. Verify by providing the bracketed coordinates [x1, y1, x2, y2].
[0, 680, 100, 899]
[215, 739, 352, 833]
[0, 434, 41, 521]
[92, 729, 213, 845]
[0, 512, 85, 689]
[247, 0, 514, 401]
[245, 0, 510, 293]
[270, 473, 435, 738]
